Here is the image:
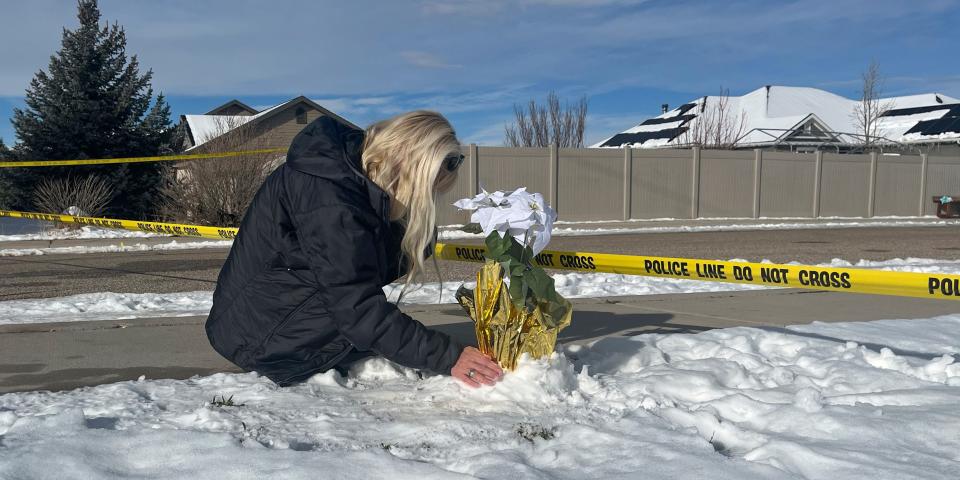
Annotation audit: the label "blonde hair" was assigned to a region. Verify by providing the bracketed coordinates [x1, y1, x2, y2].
[362, 111, 460, 289]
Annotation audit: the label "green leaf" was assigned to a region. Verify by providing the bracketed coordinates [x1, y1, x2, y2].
[484, 231, 552, 310]
[539, 299, 570, 329]
[508, 277, 529, 309]
[522, 245, 535, 264]
[461, 223, 483, 234]
[485, 231, 512, 260]
[508, 238, 527, 261]
[523, 268, 556, 301]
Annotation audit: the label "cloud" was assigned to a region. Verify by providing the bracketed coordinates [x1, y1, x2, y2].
[308, 85, 535, 124]
[421, 0, 651, 15]
[1, 0, 958, 146]
[420, 1, 504, 16]
[310, 96, 404, 121]
[2, 0, 957, 99]
[400, 51, 462, 70]
[460, 121, 509, 146]
[523, 0, 651, 5]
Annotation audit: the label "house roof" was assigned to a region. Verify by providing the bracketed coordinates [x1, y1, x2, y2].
[182, 96, 359, 151]
[594, 86, 960, 149]
[205, 99, 259, 116]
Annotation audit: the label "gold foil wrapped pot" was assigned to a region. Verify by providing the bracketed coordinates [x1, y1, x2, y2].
[456, 259, 573, 370]
[452, 189, 569, 370]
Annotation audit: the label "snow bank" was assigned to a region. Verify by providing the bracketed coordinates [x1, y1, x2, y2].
[0, 272, 757, 325]
[439, 219, 960, 240]
[0, 226, 163, 242]
[0, 239, 233, 257]
[0, 291, 213, 324]
[2, 217, 954, 248]
[2, 315, 959, 479]
[4, 257, 960, 325]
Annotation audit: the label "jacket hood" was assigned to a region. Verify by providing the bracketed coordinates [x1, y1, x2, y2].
[286, 115, 367, 181]
[285, 115, 390, 220]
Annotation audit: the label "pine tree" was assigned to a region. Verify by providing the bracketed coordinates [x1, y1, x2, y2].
[9, 0, 176, 218]
[0, 139, 19, 209]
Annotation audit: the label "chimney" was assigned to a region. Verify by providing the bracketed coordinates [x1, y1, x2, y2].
[661, 103, 669, 114]
[765, 85, 771, 116]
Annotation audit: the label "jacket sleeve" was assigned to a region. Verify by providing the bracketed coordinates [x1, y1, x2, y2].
[291, 202, 463, 374]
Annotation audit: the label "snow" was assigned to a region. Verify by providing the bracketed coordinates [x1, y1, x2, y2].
[0, 291, 213, 324]
[876, 108, 953, 136]
[622, 119, 686, 133]
[592, 85, 960, 148]
[4, 257, 959, 326]
[184, 101, 287, 150]
[0, 273, 759, 325]
[183, 114, 257, 147]
[0, 216, 952, 253]
[0, 226, 163, 242]
[903, 130, 960, 142]
[2, 313, 960, 478]
[439, 218, 960, 240]
[0, 239, 232, 257]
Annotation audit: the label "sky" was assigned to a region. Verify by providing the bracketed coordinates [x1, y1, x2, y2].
[0, 0, 958, 149]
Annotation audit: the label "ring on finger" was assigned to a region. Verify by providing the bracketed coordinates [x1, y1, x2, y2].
[467, 368, 477, 379]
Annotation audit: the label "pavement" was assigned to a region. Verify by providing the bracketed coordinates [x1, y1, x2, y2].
[1, 219, 959, 394]
[1, 288, 957, 394]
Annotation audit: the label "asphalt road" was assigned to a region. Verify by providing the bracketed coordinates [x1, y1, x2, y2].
[1, 225, 959, 301]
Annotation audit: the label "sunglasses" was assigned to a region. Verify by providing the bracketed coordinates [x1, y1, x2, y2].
[445, 153, 465, 172]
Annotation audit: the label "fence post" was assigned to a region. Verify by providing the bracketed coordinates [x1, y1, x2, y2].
[549, 144, 559, 211]
[867, 152, 878, 218]
[919, 153, 929, 217]
[753, 149, 762, 219]
[623, 147, 632, 221]
[468, 144, 479, 197]
[691, 147, 701, 219]
[813, 150, 823, 218]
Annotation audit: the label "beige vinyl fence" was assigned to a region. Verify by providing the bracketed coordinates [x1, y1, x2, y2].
[435, 145, 960, 226]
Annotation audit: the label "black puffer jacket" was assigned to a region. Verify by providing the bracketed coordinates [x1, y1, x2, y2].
[206, 115, 463, 385]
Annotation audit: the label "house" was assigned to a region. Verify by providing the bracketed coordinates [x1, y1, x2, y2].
[171, 97, 357, 183]
[593, 86, 960, 154]
[180, 96, 357, 153]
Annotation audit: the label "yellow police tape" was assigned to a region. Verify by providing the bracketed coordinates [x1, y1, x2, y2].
[4, 207, 959, 300]
[434, 243, 960, 301]
[0, 209, 237, 240]
[0, 148, 287, 168]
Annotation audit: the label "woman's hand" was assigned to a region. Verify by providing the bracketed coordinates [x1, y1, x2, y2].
[451, 347, 504, 387]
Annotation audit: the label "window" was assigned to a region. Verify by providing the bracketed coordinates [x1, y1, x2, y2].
[296, 107, 307, 124]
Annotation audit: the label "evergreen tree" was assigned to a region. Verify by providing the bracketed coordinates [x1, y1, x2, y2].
[9, 0, 176, 218]
[0, 139, 18, 209]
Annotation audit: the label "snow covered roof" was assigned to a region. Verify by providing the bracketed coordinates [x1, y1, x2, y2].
[594, 86, 960, 149]
[884, 103, 960, 143]
[183, 102, 286, 150]
[183, 114, 253, 147]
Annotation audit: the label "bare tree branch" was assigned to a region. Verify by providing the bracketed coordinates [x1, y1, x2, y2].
[851, 60, 895, 150]
[679, 87, 748, 149]
[504, 92, 588, 147]
[159, 116, 283, 227]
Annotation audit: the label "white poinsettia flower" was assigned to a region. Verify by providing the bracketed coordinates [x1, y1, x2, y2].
[454, 187, 557, 254]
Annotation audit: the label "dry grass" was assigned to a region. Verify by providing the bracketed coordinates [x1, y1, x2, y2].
[33, 174, 114, 218]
